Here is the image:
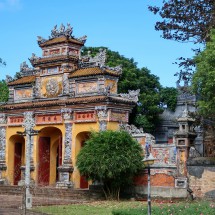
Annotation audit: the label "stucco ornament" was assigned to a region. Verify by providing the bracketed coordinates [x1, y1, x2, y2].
[29, 53, 39, 64]
[0, 114, 6, 125]
[120, 123, 143, 135]
[95, 106, 108, 121]
[61, 108, 72, 120]
[46, 79, 59, 96]
[0, 127, 6, 160]
[33, 77, 41, 98]
[88, 49, 106, 67]
[50, 23, 73, 38]
[64, 123, 72, 163]
[95, 106, 108, 131]
[23, 112, 35, 131]
[62, 73, 69, 95]
[120, 89, 140, 102]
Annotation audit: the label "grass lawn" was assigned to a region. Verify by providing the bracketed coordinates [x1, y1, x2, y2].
[33, 201, 146, 215]
[33, 200, 215, 215]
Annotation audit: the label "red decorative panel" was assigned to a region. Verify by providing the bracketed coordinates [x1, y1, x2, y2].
[8, 116, 24, 126]
[14, 142, 22, 185]
[38, 137, 50, 185]
[75, 111, 95, 122]
[36, 114, 62, 125]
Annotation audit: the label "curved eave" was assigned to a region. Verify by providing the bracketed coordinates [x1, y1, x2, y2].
[39, 36, 84, 48]
[1, 95, 136, 110]
[32, 55, 79, 67]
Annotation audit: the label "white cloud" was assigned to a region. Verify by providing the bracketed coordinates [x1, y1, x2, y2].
[0, 0, 22, 11]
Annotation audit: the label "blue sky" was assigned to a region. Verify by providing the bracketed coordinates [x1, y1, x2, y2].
[0, 0, 196, 87]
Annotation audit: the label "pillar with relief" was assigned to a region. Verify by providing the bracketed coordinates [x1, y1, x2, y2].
[95, 106, 108, 131]
[0, 113, 7, 184]
[57, 108, 74, 188]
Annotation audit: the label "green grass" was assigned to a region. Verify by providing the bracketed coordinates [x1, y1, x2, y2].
[33, 200, 215, 215]
[33, 201, 145, 215]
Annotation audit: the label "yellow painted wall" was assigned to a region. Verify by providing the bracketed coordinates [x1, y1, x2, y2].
[5, 120, 121, 188]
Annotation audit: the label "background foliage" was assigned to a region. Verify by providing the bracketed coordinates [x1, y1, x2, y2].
[192, 29, 215, 119]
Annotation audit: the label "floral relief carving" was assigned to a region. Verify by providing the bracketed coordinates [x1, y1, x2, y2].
[62, 73, 70, 95]
[0, 114, 6, 125]
[0, 127, 6, 160]
[23, 112, 35, 131]
[61, 108, 72, 121]
[64, 123, 72, 163]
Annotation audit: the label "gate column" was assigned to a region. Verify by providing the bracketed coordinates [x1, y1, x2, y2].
[0, 113, 7, 184]
[57, 108, 74, 188]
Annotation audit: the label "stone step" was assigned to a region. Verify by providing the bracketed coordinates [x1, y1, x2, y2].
[0, 185, 103, 200]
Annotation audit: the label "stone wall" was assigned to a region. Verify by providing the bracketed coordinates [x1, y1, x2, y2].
[187, 158, 215, 199]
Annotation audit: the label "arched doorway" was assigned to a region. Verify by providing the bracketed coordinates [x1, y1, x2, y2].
[8, 135, 25, 185]
[75, 132, 90, 189]
[37, 127, 62, 186]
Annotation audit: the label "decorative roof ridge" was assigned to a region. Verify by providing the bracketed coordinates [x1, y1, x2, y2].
[79, 48, 122, 74]
[37, 23, 87, 46]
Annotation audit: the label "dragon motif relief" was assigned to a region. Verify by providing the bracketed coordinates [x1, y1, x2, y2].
[64, 123, 72, 163]
[61, 108, 72, 121]
[46, 79, 59, 96]
[0, 127, 6, 160]
[120, 89, 140, 103]
[23, 112, 35, 131]
[33, 77, 41, 98]
[95, 106, 108, 131]
[0, 114, 6, 125]
[62, 73, 70, 95]
[95, 106, 108, 121]
[120, 123, 144, 135]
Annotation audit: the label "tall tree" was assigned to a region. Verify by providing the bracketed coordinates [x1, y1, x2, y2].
[160, 87, 178, 111]
[149, 0, 215, 44]
[82, 47, 164, 132]
[148, 0, 215, 82]
[76, 130, 143, 200]
[0, 80, 9, 103]
[192, 29, 215, 120]
[0, 58, 8, 103]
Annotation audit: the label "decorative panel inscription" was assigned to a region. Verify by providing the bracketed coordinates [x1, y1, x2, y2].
[110, 111, 128, 122]
[36, 114, 62, 125]
[75, 112, 95, 122]
[14, 89, 33, 100]
[8, 116, 24, 126]
[77, 82, 97, 94]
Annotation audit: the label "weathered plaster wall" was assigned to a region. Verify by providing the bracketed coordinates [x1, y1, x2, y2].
[187, 158, 215, 199]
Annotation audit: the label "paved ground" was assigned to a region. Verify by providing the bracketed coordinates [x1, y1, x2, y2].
[0, 194, 88, 215]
